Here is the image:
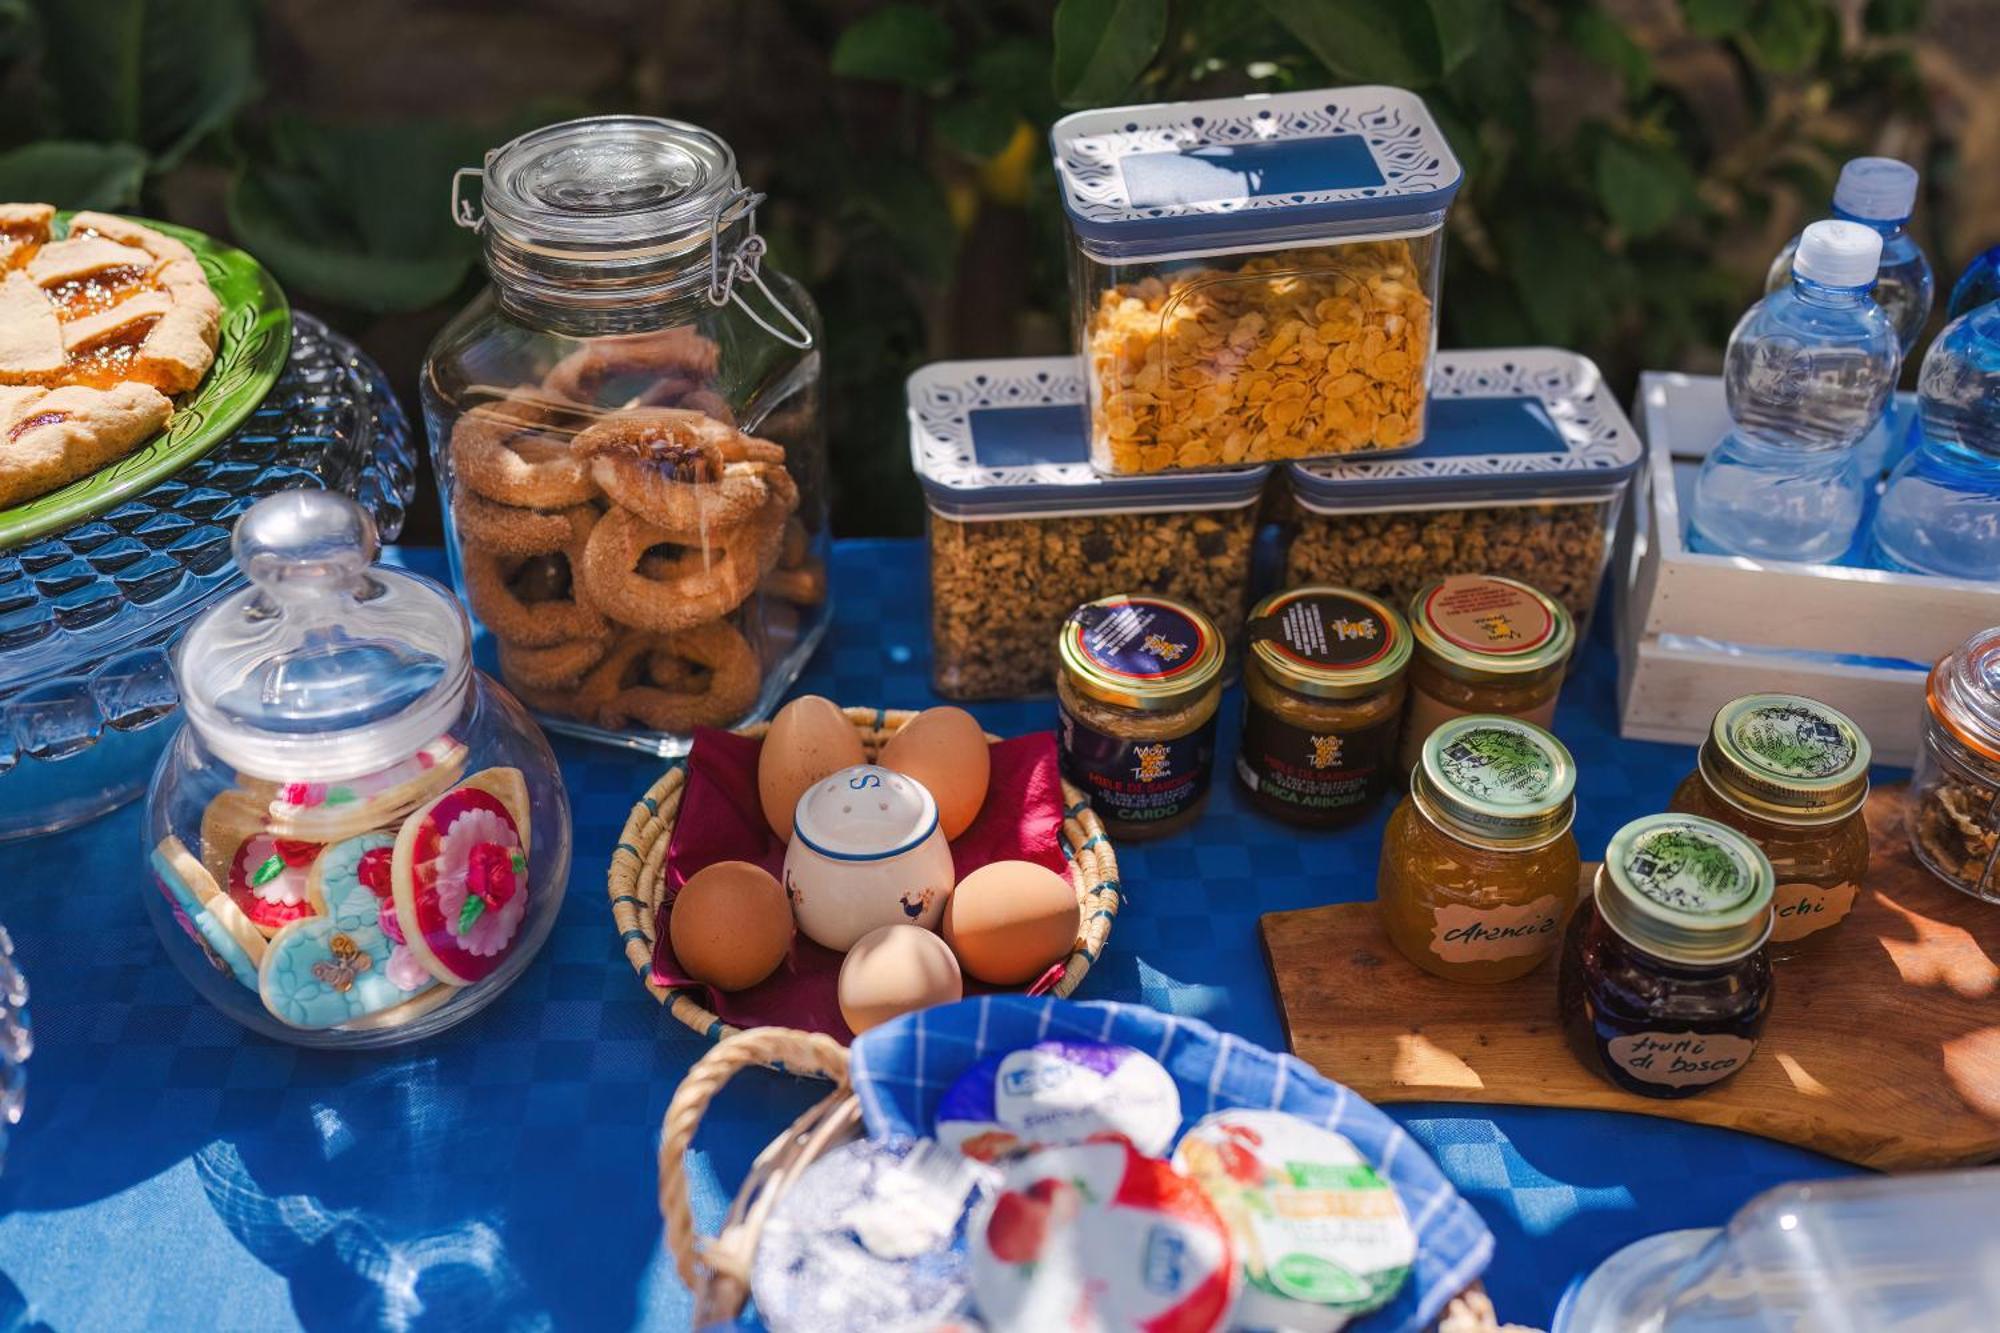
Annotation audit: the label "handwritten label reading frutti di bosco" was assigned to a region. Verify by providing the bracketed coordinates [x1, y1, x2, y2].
[1428, 896, 1564, 963]
[1770, 880, 1858, 943]
[1607, 1031, 1757, 1088]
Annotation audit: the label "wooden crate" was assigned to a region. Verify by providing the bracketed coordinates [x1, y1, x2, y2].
[1615, 372, 2000, 766]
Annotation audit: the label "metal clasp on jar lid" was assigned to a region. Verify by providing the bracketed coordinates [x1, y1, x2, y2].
[450, 116, 814, 349]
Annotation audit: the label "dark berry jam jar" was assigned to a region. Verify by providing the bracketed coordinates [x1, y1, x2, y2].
[1560, 813, 1775, 1099]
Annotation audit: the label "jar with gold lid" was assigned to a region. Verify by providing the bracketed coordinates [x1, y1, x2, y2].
[1668, 694, 1871, 956]
[1377, 714, 1581, 982]
[1398, 573, 1575, 773]
[1055, 594, 1223, 840]
[1560, 814, 1775, 1100]
[1236, 586, 1410, 827]
[1911, 625, 2000, 901]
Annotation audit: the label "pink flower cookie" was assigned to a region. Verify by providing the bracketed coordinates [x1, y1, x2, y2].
[200, 790, 322, 937]
[391, 768, 534, 986]
[256, 735, 470, 843]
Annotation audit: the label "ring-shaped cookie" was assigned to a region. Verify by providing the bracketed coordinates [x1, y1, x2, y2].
[463, 542, 609, 648]
[571, 408, 788, 534]
[454, 493, 597, 558]
[575, 507, 771, 633]
[761, 558, 827, 606]
[542, 328, 722, 405]
[576, 621, 760, 732]
[497, 636, 610, 690]
[450, 398, 599, 509]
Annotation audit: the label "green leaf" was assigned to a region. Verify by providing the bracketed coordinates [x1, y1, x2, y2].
[1680, 0, 1751, 37]
[831, 4, 954, 89]
[1594, 136, 1696, 238]
[1261, 0, 1439, 87]
[29, 0, 256, 168]
[458, 894, 485, 936]
[1426, 0, 1499, 78]
[1745, 0, 1827, 72]
[972, 37, 1055, 118]
[225, 116, 492, 314]
[0, 140, 146, 209]
[1864, 0, 1925, 33]
[1053, 0, 1167, 107]
[1568, 9, 1652, 94]
[936, 96, 1017, 160]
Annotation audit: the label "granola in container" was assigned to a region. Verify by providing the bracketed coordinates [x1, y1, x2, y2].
[1911, 626, 2000, 903]
[909, 357, 1265, 700]
[1285, 348, 1642, 630]
[1051, 86, 1461, 475]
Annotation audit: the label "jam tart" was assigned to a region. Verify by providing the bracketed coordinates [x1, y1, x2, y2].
[0, 203, 222, 507]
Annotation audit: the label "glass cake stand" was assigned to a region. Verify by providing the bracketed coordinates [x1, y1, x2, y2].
[0, 314, 419, 840]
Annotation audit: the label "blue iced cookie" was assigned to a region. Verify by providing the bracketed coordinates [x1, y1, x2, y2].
[152, 836, 263, 990]
[259, 832, 433, 1030]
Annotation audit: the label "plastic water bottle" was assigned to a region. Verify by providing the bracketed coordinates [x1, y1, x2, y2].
[1869, 301, 2000, 579]
[1947, 243, 2000, 322]
[1558, 1169, 2000, 1331]
[1690, 220, 1902, 563]
[1765, 157, 1935, 354]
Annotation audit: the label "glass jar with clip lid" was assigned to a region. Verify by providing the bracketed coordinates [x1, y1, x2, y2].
[425, 114, 829, 757]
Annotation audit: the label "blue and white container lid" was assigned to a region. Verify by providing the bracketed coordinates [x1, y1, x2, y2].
[1290, 348, 1642, 513]
[908, 357, 1269, 520]
[1051, 85, 1462, 258]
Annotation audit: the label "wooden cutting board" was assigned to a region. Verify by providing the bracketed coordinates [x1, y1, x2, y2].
[1260, 785, 2000, 1170]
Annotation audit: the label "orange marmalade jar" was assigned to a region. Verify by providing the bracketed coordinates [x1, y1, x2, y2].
[1397, 574, 1575, 774]
[1378, 714, 1581, 983]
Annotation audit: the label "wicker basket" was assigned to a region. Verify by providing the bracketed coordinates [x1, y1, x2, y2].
[608, 705, 1122, 1057]
[658, 1026, 1526, 1331]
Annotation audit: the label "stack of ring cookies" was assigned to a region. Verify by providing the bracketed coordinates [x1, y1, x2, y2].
[450, 347, 825, 736]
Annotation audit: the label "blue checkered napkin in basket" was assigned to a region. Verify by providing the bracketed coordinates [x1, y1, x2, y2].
[848, 995, 1494, 1332]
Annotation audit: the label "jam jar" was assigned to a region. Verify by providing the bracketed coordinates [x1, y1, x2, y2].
[1378, 715, 1581, 982]
[1237, 586, 1410, 827]
[1398, 573, 1575, 773]
[141, 491, 571, 1047]
[1056, 595, 1223, 840]
[1910, 626, 2000, 902]
[425, 115, 829, 758]
[1668, 694, 1871, 955]
[1560, 814, 1775, 1099]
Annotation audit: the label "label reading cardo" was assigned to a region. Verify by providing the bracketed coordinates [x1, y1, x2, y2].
[1607, 1031, 1756, 1088]
[1429, 895, 1564, 963]
[1059, 701, 1215, 826]
[1770, 880, 1858, 943]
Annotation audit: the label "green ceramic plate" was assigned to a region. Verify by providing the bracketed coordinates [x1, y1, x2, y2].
[0, 213, 291, 549]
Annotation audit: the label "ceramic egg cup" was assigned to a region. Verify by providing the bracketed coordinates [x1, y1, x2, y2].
[608, 705, 1124, 1066]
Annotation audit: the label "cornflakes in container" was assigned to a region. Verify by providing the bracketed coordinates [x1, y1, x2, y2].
[1051, 86, 1462, 475]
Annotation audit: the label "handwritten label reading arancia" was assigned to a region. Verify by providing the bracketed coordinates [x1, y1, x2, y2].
[1607, 1031, 1756, 1088]
[1429, 896, 1564, 963]
[1770, 880, 1858, 943]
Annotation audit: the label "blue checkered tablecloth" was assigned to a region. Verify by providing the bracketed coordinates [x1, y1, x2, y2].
[0, 540, 1862, 1331]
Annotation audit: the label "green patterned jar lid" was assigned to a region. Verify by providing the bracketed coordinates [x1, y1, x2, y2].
[1412, 714, 1576, 849]
[1700, 693, 1870, 824]
[1597, 814, 1774, 965]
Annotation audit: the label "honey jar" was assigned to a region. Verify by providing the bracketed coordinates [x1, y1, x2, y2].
[1398, 574, 1574, 773]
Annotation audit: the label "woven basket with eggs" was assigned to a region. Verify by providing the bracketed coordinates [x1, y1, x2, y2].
[608, 704, 1121, 1063]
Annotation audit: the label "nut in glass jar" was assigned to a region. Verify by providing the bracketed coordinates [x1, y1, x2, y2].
[1056, 595, 1224, 839]
[1911, 626, 2000, 902]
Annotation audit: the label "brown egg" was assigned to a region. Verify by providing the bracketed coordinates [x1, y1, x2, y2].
[669, 860, 793, 991]
[944, 860, 1081, 986]
[879, 706, 991, 840]
[759, 695, 867, 841]
[838, 923, 963, 1035]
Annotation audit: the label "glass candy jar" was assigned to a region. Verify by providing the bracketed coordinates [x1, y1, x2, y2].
[425, 115, 829, 756]
[141, 492, 570, 1047]
[1911, 626, 2000, 902]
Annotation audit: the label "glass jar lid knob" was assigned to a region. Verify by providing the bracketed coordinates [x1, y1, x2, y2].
[176, 491, 472, 783]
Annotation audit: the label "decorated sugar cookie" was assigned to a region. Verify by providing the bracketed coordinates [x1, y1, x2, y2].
[391, 768, 533, 986]
[250, 735, 469, 843]
[199, 789, 321, 937]
[152, 835, 264, 990]
[259, 831, 438, 1030]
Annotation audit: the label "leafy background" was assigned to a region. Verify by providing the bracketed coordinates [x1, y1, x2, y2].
[0, 0, 1994, 539]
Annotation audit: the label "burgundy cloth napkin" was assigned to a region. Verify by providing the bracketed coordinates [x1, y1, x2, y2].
[650, 726, 1072, 1040]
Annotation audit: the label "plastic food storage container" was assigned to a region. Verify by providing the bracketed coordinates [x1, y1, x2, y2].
[910, 356, 1266, 698]
[1286, 348, 1643, 627]
[1051, 85, 1461, 475]
[1910, 625, 2000, 902]
[424, 115, 829, 757]
[141, 491, 570, 1047]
